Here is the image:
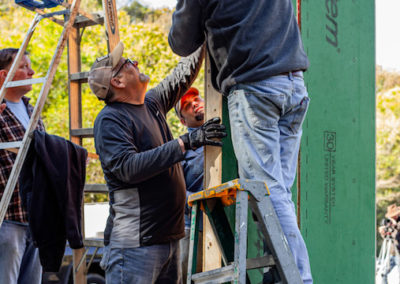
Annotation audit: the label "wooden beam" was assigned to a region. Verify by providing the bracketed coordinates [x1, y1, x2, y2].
[67, 1, 85, 283]
[67, 16, 82, 146]
[102, 0, 120, 51]
[72, 247, 86, 284]
[203, 53, 222, 271]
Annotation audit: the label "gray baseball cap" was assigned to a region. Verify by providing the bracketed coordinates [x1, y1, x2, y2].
[88, 42, 124, 100]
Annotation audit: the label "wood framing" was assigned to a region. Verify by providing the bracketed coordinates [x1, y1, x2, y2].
[102, 0, 120, 51]
[203, 53, 223, 271]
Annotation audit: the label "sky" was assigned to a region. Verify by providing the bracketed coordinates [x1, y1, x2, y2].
[140, 0, 176, 9]
[376, 0, 400, 71]
[135, 0, 397, 72]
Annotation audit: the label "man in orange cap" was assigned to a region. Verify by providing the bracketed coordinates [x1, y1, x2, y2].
[175, 87, 205, 280]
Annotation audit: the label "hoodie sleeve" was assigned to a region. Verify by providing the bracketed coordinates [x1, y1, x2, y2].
[148, 44, 205, 116]
[168, 0, 205, 57]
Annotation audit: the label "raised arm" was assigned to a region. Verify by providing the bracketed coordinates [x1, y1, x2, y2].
[150, 44, 205, 115]
[168, 0, 205, 57]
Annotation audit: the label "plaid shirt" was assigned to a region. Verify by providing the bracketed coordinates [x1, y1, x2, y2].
[0, 96, 45, 223]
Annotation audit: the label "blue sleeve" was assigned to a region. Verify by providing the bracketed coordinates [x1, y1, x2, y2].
[168, 0, 205, 57]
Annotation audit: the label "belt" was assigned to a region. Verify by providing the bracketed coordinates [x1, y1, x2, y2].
[279, 70, 304, 78]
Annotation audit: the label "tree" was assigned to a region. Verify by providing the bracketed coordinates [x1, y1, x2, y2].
[376, 65, 400, 93]
[376, 68, 400, 253]
[0, 3, 204, 198]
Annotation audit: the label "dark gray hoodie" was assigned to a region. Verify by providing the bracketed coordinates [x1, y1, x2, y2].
[169, 0, 309, 95]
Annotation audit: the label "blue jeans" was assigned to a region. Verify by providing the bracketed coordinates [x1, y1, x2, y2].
[0, 221, 42, 284]
[101, 240, 181, 284]
[227, 73, 313, 284]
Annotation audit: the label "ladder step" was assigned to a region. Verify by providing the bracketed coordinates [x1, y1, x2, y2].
[191, 264, 235, 283]
[75, 13, 104, 27]
[5, 77, 46, 88]
[69, 72, 89, 83]
[40, 9, 69, 18]
[0, 141, 23, 150]
[84, 184, 108, 193]
[70, 128, 93, 138]
[83, 238, 104, 248]
[246, 255, 275, 270]
[191, 256, 275, 283]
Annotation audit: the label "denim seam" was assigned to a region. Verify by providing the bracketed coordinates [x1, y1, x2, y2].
[120, 248, 124, 284]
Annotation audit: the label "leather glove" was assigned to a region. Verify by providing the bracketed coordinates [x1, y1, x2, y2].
[180, 117, 227, 150]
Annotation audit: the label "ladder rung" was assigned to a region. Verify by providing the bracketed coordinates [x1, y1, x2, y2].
[246, 255, 275, 270]
[191, 264, 235, 283]
[0, 141, 23, 150]
[40, 9, 69, 18]
[75, 14, 104, 27]
[83, 238, 104, 248]
[5, 77, 46, 88]
[69, 72, 89, 82]
[84, 184, 108, 193]
[70, 128, 93, 137]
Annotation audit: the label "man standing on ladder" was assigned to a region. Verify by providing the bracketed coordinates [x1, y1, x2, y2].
[88, 43, 226, 283]
[168, 1, 313, 283]
[0, 48, 43, 284]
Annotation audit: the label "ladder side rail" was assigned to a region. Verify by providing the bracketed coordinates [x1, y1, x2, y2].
[249, 194, 303, 283]
[187, 203, 199, 284]
[0, 0, 82, 228]
[33, 8, 67, 26]
[0, 13, 42, 103]
[234, 190, 248, 283]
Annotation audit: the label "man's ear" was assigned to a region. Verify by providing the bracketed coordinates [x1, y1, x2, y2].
[110, 77, 125, 89]
[0, 70, 8, 86]
[180, 117, 187, 127]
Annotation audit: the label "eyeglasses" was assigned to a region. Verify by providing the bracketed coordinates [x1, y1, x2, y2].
[113, 58, 135, 77]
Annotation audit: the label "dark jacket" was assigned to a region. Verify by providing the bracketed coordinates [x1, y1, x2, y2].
[19, 130, 87, 272]
[181, 127, 204, 228]
[94, 46, 205, 247]
[169, 0, 309, 95]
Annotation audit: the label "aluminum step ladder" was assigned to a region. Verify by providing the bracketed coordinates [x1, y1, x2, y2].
[187, 179, 303, 284]
[0, 1, 117, 283]
[0, 0, 83, 228]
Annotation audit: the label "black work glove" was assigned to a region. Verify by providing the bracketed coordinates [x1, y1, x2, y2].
[180, 117, 227, 150]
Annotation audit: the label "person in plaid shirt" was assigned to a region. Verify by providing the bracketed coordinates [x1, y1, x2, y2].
[0, 48, 44, 284]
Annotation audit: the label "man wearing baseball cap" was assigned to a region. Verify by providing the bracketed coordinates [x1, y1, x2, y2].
[88, 43, 226, 283]
[174, 87, 205, 280]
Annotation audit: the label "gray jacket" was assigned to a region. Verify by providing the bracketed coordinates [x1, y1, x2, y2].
[169, 0, 309, 95]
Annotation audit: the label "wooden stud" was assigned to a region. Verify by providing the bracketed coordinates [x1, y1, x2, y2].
[102, 0, 120, 51]
[67, 1, 85, 283]
[203, 53, 222, 271]
[67, 18, 82, 146]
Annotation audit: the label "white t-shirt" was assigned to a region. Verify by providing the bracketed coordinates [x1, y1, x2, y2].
[5, 99, 30, 129]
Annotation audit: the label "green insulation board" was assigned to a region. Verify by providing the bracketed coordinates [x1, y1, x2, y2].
[297, 0, 376, 283]
[220, 1, 376, 283]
